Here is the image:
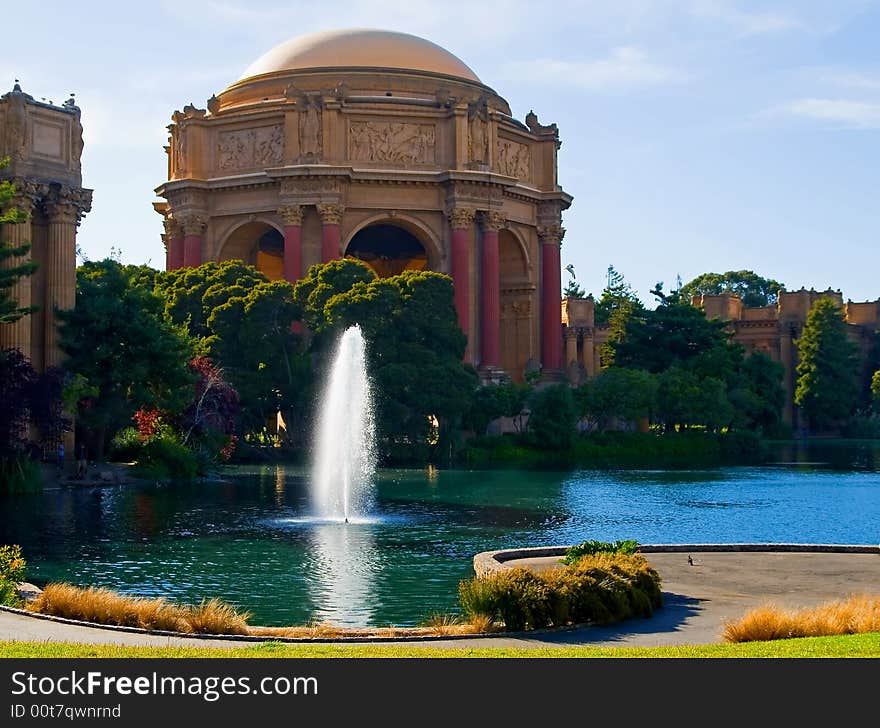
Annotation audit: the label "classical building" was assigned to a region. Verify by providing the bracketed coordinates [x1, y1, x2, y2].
[0, 81, 92, 371]
[154, 28, 571, 379]
[562, 289, 880, 425]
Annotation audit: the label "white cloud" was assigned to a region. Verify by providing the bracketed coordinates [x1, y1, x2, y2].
[502, 47, 689, 91]
[767, 98, 880, 129]
[689, 0, 804, 35]
[820, 71, 880, 91]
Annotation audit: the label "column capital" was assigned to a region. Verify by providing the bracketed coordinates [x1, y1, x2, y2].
[537, 224, 565, 246]
[480, 210, 505, 232]
[316, 203, 344, 225]
[163, 217, 184, 239]
[277, 204, 304, 226]
[179, 213, 208, 236]
[45, 186, 92, 225]
[446, 207, 476, 229]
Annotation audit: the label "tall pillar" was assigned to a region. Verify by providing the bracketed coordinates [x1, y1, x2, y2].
[316, 203, 344, 263]
[479, 211, 504, 369]
[278, 205, 304, 283]
[447, 207, 475, 361]
[0, 187, 34, 356]
[181, 214, 206, 268]
[565, 328, 578, 367]
[164, 217, 184, 271]
[538, 223, 565, 372]
[44, 195, 80, 368]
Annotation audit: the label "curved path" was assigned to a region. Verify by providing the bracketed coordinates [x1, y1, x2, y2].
[2, 549, 878, 650]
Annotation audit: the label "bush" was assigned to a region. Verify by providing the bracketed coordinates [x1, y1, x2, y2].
[108, 427, 142, 462]
[0, 544, 27, 607]
[459, 552, 662, 631]
[136, 434, 199, 480]
[527, 384, 577, 449]
[0, 455, 42, 494]
[561, 539, 639, 565]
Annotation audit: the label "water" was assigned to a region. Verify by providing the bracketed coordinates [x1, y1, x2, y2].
[2, 447, 879, 627]
[311, 326, 376, 521]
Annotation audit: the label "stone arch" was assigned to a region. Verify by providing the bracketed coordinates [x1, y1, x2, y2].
[499, 227, 531, 281]
[216, 218, 285, 279]
[343, 213, 443, 274]
[499, 226, 535, 381]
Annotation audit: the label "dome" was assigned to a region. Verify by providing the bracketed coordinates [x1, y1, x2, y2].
[239, 29, 481, 84]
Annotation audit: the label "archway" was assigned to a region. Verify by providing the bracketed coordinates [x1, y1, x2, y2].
[218, 220, 285, 280]
[345, 223, 428, 278]
[499, 229, 533, 381]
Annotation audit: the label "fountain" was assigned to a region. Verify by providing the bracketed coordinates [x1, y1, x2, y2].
[311, 325, 376, 521]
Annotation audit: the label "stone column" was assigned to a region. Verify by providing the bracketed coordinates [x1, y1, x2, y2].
[278, 204, 304, 283]
[44, 197, 80, 368]
[164, 217, 184, 271]
[316, 203, 344, 263]
[538, 223, 565, 372]
[479, 211, 504, 369]
[447, 207, 475, 360]
[565, 327, 578, 367]
[0, 187, 34, 356]
[181, 214, 207, 268]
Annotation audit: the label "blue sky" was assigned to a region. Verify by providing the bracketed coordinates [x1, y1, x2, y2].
[5, 0, 879, 304]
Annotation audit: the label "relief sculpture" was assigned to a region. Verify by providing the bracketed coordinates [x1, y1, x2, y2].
[348, 121, 435, 166]
[496, 139, 530, 180]
[218, 124, 283, 170]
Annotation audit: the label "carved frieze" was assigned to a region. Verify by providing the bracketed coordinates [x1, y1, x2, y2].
[348, 121, 436, 166]
[217, 124, 283, 171]
[468, 102, 489, 164]
[279, 177, 341, 196]
[298, 96, 323, 161]
[502, 299, 532, 318]
[496, 138, 530, 180]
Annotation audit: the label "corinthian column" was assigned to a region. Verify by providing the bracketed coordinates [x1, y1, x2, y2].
[164, 217, 184, 271]
[479, 210, 504, 369]
[447, 207, 475, 360]
[316, 204, 344, 263]
[0, 185, 35, 356]
[44, 195, 81, 367]
[180, 214, 207, 268]
[278, 204, 304, 283]
[538, 223, 565, 372]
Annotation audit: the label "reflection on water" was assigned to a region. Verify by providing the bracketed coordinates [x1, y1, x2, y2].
[0, 443, 878, 626]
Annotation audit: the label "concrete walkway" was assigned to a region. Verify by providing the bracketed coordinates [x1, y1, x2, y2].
[1, 551, 878, 650]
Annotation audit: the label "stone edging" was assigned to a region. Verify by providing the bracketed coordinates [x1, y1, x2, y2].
[473, 543, 880, 577]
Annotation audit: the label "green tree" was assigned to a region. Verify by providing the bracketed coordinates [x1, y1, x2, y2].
[464, 380, 531, 435]
[872, 370, 880, 405]
[562, 264, 586, 299]
[655, 368, 731, 432]
[315, 267, 477, 459]
[729, 352, 786, 432]
[0, 169, 38, 325]
[576, 368, 657, 430]
[594, 265, 643, 325]
[794, 298, 858, 431]
[59, 260, 194, 455]
[527, 384, 577, 449]
[680, 270, 785, 308]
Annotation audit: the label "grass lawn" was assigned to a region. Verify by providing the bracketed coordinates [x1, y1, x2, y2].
[1, 632, 879, 658]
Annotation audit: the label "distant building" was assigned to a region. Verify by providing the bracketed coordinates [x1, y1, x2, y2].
[0, 81, 92, 371]
[562, 290, 880, 425]
[154, 29, 572, 380]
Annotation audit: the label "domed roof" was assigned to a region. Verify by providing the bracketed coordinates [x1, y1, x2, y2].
[239, 29, 481, 84]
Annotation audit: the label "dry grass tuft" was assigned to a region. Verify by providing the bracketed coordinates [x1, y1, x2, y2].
[723, 595, 880, 643]
[29, 584, 250, 635]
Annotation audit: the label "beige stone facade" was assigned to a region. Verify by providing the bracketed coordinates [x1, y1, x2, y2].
[0, 82, 91, 371]
[154, 29, 572, 379]
[562, 290, 880, 426]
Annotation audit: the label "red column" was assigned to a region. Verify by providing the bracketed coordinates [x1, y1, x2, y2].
[447, 208, 475, 360]
[278, 205, 304, 283]
[540, 225, 564, 371]
[317, 204, 344, 262]
[168, 238, 184, 270]
[181, 215, 205, 268]
[480, 212, 503, 369]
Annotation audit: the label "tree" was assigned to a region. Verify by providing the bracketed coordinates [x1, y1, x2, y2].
[655, 367, 732, 432]
[562, 264, 586, 299]
[0, 169, 38, 324]
[292, 259, 375, 334]
[729, 352, 785, 432]
[0, 348, 37, 456]
[872, 370, 880, 406]
[594, 266, 643, 325]
[58, 260, 194, 455]
[680, 270, 785, 308]
[464, 381, 531, 435]
[577, 368, 657, 430]
[794, 298, 858, 431]
[527, 384, 576, 449]
[314, 267, 477, 458]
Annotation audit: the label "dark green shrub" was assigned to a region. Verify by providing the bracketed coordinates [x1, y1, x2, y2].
[136, 434, 198, 480]
[562, 539, 639, 565]
[108, 427, 142, 462]
[493, 569, 553, 631]
[0, 544, 27, 607]
[458, 577, 499, 621]
[0, 455, 41, 494]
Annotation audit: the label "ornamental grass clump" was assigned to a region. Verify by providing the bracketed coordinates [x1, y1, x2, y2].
[458, 552, 662, 632]
[723, 595, 880, 643]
